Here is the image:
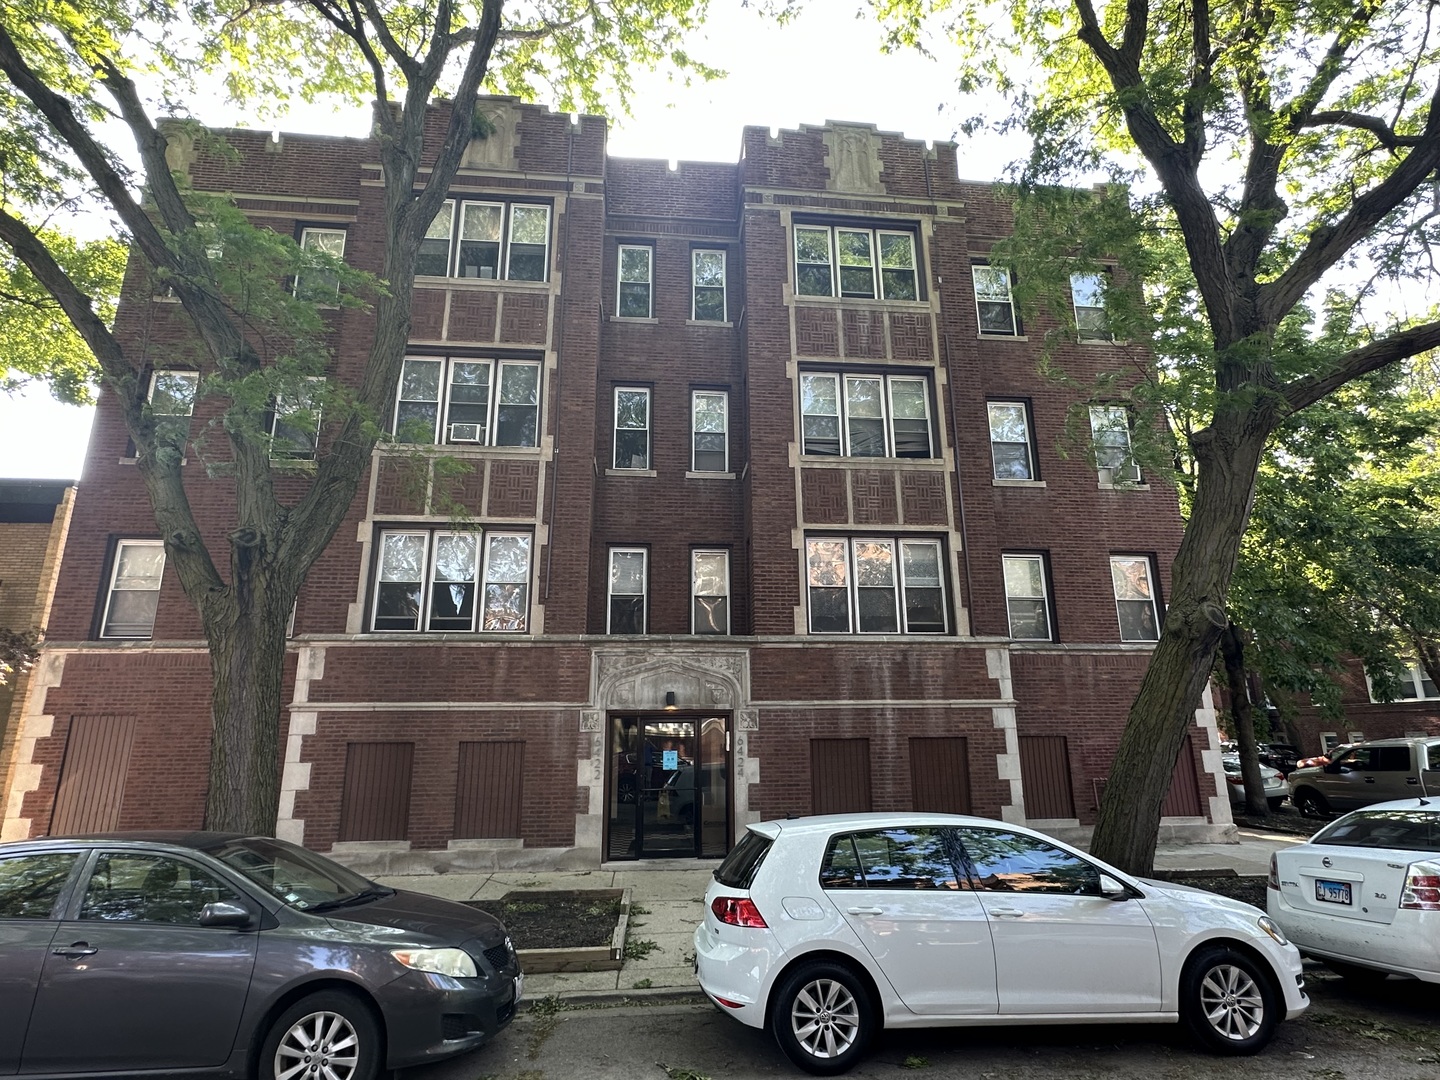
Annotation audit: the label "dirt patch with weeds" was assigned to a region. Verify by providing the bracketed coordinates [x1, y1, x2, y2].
[466, 890, 624, 951]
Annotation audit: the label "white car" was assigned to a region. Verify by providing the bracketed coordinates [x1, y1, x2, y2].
[1222, 755, 1288, 810]
[1267, 798, 1440, 983]
[695, 813, 1307, 1075]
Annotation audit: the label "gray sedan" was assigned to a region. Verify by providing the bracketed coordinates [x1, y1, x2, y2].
[0, 832, 521, 1079]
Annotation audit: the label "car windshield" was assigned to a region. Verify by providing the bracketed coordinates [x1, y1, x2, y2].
[1312, 810, 1440, 852]
[208, 836, 380, 910]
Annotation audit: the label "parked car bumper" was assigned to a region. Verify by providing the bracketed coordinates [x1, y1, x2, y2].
[377, 967, 523, 1068]
[1267, 886, 1440, 984]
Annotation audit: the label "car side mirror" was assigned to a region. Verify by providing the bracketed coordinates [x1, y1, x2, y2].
[1098, 873, 1129, 900]
[199, 900, 256, 929]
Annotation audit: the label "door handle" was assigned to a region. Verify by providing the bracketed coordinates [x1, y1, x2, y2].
[988, 907, 1025, 918]
[1407, 777, 1420, 785]
[1364, 777, 1376, 784]
[846, 907, 883, 916]
[53, 943, 98, 958]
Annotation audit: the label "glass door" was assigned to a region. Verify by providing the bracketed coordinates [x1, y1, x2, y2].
[607, 714, 729, 860]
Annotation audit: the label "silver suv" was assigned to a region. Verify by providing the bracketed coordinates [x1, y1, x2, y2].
[1287, 738, 1440, 817]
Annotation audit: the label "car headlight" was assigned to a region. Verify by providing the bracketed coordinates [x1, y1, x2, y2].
[391, 947, 478, 978]
[1257, 915, 1288, 946]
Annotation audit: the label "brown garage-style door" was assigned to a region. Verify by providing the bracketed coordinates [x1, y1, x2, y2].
[811, 738, 872, 815]
[1019, 734, 1076, 819]
[1160, 734, 1204, 817]
[50, 715, 137, 834]
[337, 741, 414, 842]
[910, 737, 972, 814]
[454, 740, 524, 839]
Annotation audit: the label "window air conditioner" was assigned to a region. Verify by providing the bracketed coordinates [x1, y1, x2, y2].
[449, 423, 483, 443]
[1114, 460, 1142, 483]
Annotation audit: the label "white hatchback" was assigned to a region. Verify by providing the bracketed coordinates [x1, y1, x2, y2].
[695, 814, 1307, 1075]
[1267, 798, 1440, 983]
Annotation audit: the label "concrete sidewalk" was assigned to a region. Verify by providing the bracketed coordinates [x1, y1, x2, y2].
[377, 828, 1305, 1001]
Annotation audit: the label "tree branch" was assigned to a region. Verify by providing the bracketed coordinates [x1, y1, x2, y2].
[1299, 110, 1424, 149]
[1280, 318, 1440, 415]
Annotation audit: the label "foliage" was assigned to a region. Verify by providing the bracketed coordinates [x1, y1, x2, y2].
[0, 627, 40, 688]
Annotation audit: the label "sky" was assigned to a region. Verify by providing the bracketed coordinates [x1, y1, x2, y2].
[0, 5, 1008, 482]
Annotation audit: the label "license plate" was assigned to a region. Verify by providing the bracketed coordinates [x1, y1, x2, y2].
[1315, 879, 1352, 905]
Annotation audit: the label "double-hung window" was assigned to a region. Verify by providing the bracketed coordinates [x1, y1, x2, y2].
[373, 528, 532, 632]
[1002, 554, 1052, 640]
[294, 227, 346, 301]
[101, 540, 165, 639]
[805, 536, 946, 634]
[269, 378, 323, 460]
[800, 373, 932, 458]
[1380, 661, 1440, 702]
[608, 548, 648, 633]
[617, 245, 654, 318]
[987, 402, 1036, 480]
[692, 550, 730, 634]
[692, 250, 726, 321]
[972, 263, 1018, 335]
[1110, 555, 1160, 642]
[691, 391, 728, 472]
[148, 370, 198, 451]
[1089, 405, 1139, 482]
[394, 356, 541, 447]
[1070, 272, 1111, 341]
[794, 225, 918, 300]
[613, 388, 651, 470]
[417, 199, 550, 281]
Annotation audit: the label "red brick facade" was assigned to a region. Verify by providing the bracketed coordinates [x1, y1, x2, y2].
[6, 99, 1223, 867]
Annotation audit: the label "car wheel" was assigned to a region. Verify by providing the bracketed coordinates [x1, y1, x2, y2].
[1324, 960, 1390, 985]
[769, 961, 874, 1075]
[1267, 797, 1285, 812]
[618, 777, 637, 805]
[258, 990, 381, 1080]
[1180, 945, 1279, 1055]
[1292, 788, 1330, 819]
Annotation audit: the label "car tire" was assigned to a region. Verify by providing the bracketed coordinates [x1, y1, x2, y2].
[1266, 797, 1285, 812]
[258, 990, 381, 1080]
[1292, 788, 1330, 819]
[1324, 959, 1390, 985]
[1179, 945, 1279, 1055]
[769, 960, 875, 1075]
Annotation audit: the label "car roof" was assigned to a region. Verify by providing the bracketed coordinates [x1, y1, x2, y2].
[753, 812, 1022, 836]
[2, 831, 254, 852]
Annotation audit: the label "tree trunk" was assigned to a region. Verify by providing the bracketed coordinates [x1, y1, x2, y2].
[1089, 417, 1273, 874]
[1219, 621, 1269, 817]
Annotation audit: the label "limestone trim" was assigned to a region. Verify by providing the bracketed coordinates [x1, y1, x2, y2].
[1, 651, 64, 841]
[986, 648, 1025, 824]
[276, 646, 326, 847]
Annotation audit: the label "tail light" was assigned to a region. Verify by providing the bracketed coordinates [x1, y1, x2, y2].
[712, 896, 768, 928]
[1399, 861, 1440, 911]
[1226, 774, 1243, 785]
[1268, 853, 1279, 890]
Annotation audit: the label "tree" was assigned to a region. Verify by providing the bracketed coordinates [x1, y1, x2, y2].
[0, 627, 40, 689]
[879, 0, 1440, 871]
[0, 0, 715, 834]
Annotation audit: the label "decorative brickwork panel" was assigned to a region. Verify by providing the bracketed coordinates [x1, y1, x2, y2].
[801, 468, 848, 524]
[486, 459, 540, 518]
[411, 287, 445, 340]
[851, 470, 898, 525]
[842, 309, 885, 358]
[434, 460, 485, 515]
[794, 306, 839, 356]
[900, 472, 949, 525]
[888, 311, 934, 360]
[498, 292, 549, 345]
[446, 290, 498, 343]
[374, 457, 426, 515]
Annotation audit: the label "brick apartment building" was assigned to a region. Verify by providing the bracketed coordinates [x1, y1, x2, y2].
[2, 98, 1229, 869]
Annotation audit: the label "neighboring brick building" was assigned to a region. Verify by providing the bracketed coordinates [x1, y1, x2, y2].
[5, 99, 1221, 869]
[1285, 659, 1440, 756]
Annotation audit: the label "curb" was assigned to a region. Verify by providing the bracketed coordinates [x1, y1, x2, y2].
[523, 986, 709, 1009]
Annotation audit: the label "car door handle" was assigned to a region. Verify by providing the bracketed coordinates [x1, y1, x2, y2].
[53, 943, 97, 958]
[846, 907, 883, 916]
[1407, 777, 1420, 785]
[1364, 777, 1376, 783]
[988, 907, 1025, 918]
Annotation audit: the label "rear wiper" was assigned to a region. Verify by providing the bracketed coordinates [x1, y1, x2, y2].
[308, 887, 393, 912]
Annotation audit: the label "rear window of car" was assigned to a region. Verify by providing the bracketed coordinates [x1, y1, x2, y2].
[714, 829, 772, 889]
[1313, 811, 1440, 852]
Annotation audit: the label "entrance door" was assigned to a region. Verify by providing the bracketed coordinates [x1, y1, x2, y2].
[607, 715, 729, 860]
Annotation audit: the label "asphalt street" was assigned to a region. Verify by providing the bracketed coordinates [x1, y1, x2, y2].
[397, 967, 1440, 1080]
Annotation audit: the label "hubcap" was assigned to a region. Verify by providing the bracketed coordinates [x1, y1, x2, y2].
[791, 978, 860, 1060]
[275, 1011, 360, 1080]
[1199, 963, 1264, 1041]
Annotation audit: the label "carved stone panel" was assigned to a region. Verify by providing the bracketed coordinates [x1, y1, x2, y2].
[447, 290, 498, 344]
[373, 457, 426, 515]
[889, 311, 934, 361]
[843, 309, 886, 358]
[852, 470, 899, 525]
[461, 105, 519, 170]
[823, 125, 884, 195]
[901, 471, 950, 526]
[486, 459, 540, 518]
[801, 468, 849, 524]
[411, 288, 446, 340]
[499, 293, 549, 345]
[794, 306, 840, 356]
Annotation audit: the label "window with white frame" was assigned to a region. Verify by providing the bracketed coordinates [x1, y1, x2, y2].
[617, 245, 654, 318]
[793, 224, 918, 300]
[1070, 272, 1111, 341]
[692, 249, 726, 320]
[1089, 405, 1140, 482]
[608, 548, 648, 633]
[987, 401, 1036, 480]
[393, 356, 540, 447]
[416, 199, 550, 281]
[101, 540, 165, 639]
[805, 536, 946, 634]
[972, 263, 1018, 335]
[148, 370, 198, 450]
[1374, 661, 1440, 702]
[294, 228, 346, 302]
[692, 550, 730, 634]
[613, 388, 651, 470]
[691, 390, 728, 472]
[1110, 555, 1160, 642]
[799, 372, 933, 458]
[269, 378, 323, 460]
[372, 529, 532, 633]
[1002, 554, 1052, 640]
